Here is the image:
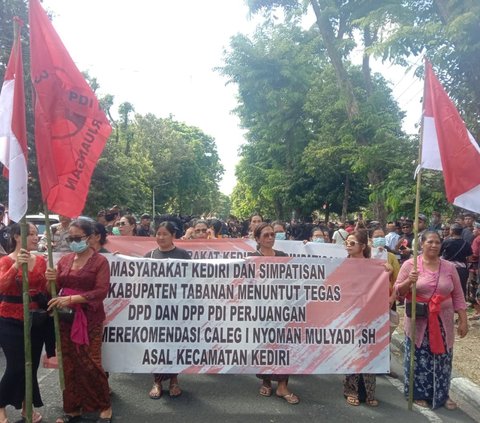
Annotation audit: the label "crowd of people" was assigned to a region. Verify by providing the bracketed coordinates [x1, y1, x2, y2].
[0, 204, 479, 422]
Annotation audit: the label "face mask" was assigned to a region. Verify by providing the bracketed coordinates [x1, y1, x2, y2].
[275, 232, 286, 240]
[69, 239, 89, 253]
[372, 237, 386, 248]
[312, 237, 325, 243]
[112, 227, 120, 236]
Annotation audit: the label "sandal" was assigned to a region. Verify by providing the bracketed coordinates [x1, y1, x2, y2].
[366, 399, 379, 407]
[445, 398, 457, 410]
[414, 400, 429, 408]
[149, 383, 162, 399]
[276, 392, 299, 404]
[169, 383, 182, 398]
[55, 415, 82, 423]
[21, 411, 42, 423]
[259, 385, 272, 397]
[346, 396, 360, 406]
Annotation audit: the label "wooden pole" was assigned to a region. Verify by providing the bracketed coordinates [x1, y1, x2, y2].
[20, 216, 32, 423]
[408, 58, 426, 410]
[43, 205, 65, 390]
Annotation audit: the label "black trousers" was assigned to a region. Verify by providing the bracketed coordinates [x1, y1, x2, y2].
[0, 318, 44, 409]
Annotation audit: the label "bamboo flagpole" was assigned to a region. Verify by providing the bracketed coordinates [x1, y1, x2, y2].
[42, 206, 65, 390]
[407, 57, 427, 411]
[21, 217, 33, 422]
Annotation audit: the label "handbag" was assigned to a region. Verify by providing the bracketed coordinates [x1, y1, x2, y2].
[405, 301, 429, 318]
[405, 260, 441, 319]
[56, 307, 75, 323]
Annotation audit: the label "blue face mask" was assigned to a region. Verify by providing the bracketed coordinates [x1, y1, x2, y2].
[312, 237, 325, 243]
[372, 237, 386, 248]
[69, 239, 89, 253]
[275, 232, 286, 240]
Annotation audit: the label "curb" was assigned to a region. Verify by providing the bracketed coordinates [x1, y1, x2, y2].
[391, 332, 480, 421]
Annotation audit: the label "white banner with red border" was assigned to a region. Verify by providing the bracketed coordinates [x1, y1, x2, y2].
[102, 255, 390, 374]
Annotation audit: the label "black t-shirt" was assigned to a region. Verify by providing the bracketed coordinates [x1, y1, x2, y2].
[441, 238, 472, 264]
[145, 246, 191, 260]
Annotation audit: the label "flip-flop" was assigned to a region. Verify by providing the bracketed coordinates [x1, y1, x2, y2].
[259, 385, 272, 397]
[366, 399, 379, 407]
[55, 415, 82, 423]
[149, 383, 162, 399]
[444, 398, 457, 410]
[169, 383, 182, 398]
[22, 411, 42, 423]
[414, 400, 429, 408]
[346, 396, 360, 406]
[276, 392, 299, 404]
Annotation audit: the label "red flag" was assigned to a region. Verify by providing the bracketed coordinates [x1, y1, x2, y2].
[421, 59, 480, 213]
[29, 0, 111, 217]
[0, 19, 28, 222]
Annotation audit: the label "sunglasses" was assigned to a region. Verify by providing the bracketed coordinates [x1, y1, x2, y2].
[66, 235, 87, 243]
[116, 221, 128, 227]
[344, 240, 362, 247]
[195, 228, 208, 233]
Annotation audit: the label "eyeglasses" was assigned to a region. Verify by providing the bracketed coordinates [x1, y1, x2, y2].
[195, 228, 208, 233]
[344, 240, 362, 247]
[66, 235, 87, 243]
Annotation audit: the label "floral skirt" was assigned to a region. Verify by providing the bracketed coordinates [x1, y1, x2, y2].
[403, 323, 452, 409]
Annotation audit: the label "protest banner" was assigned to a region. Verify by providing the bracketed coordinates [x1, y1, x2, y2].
[105, 236, 358, 259]
[102, 255, 390, 374]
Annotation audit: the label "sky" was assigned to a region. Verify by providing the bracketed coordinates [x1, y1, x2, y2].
[41, 0, 423, 195]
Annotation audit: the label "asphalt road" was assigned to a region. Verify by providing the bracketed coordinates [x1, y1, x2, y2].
[1, 345, 478, 423]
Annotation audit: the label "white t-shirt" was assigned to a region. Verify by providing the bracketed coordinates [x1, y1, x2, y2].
[332, 228, 348, 245]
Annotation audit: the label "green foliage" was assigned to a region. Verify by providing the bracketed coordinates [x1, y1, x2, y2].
[86, 112, 225, 217]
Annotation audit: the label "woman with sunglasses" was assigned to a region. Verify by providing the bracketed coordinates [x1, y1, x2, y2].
[116, 215, 137, 237]
[0, 223, 48, 423]
[249, 222, 299, 404]
[146, 221, 190, 400]
[394, 231, 467, 410]
[46, 219, 112, 423]
[343, 230, 379, 407]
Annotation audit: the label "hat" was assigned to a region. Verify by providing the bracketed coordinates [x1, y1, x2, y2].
[418, 214, 427, 222]
[141, 213, 151, 219]
[402, 219, 413, 226]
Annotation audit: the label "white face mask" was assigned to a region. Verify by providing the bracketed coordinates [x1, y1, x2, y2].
[275, 232, 286, 240]
[312, 237, 325, 243]
[69, 239, 89, 253]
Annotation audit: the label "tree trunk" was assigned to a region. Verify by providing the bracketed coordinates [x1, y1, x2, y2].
[341, 173, 350, 222]
[310, 0, 359, 121]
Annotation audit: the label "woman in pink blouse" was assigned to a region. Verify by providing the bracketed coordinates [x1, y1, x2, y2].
[394, 230, 468, 410]
[47, 219, 112, 423]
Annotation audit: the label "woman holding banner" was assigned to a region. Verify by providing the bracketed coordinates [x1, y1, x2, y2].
[146, 221, 190, 400]
[343, 229, 379, 407]
[46, 218, 112, 423]
[395, 230, 468, 410]
[249, 222, 299, 405]
[0, 223, 48, 423]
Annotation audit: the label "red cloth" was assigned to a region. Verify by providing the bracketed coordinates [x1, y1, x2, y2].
[407, 292, 451, 354]
[56, 250, 110, 328]
[0, 255, 47, 320]
[29, 0, 111, 218]
[61, 287, 89, 347]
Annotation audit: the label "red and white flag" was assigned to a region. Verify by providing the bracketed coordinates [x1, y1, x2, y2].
[421, 59, 480, 213]
[29, 0, 111, 218]
[0, 20, 28, 222]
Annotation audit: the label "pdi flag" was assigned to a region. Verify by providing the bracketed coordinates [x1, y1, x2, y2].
[421, 59, 480, 213]
[29, 0, 111, 217]
[0, 20, 28, 222]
